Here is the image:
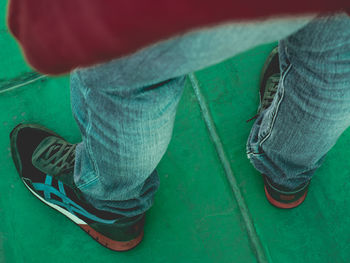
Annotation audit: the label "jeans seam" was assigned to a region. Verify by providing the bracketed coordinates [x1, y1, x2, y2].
[78, 70, 101, 184]
[86, 107, 101, 185]
[76, 172, 99, 190]
[259, 63, 292, 148]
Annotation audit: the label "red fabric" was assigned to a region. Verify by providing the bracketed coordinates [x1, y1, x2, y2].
[7, 0, 350, 75]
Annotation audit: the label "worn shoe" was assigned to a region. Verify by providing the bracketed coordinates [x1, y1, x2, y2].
[246, 46, 281, 123]
[263, 175, 309, 209]
[259, 47, 310, 209]
[10, 123, 145, 251]
[259, 46, 280, 114]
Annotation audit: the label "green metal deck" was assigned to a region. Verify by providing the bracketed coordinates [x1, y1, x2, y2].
[1, 2, 350, 262]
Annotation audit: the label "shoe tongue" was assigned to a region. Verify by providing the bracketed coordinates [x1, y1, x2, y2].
[31, 136, 69, 175]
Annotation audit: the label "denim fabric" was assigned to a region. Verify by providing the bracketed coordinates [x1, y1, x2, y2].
[70, 16, 319, 216]
[247, 13, 350, 189]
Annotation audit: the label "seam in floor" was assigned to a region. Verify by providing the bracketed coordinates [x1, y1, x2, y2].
[0, 72, 46, 94]
[189, 72, 268, 263]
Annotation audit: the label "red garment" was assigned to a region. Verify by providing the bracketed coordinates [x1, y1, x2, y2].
[7, 0, 349, 75]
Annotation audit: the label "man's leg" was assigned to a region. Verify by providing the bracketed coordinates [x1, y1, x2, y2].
[247, 13, 350, 205]
[70, 73, 185, 216]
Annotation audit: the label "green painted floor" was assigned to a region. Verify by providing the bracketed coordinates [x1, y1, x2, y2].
[1, 3, 350, 262]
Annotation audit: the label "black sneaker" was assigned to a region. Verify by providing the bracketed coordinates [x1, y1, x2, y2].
[246, 47, 281, 122]
[259, 46, 280, 114]
[259, 47, 310, 209]
[263, 175, 309, 209]
[10, 123, 145, 251]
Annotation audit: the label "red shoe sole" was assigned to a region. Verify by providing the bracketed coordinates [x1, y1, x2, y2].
[79, 224, 144, 251]
[264, 186, 308, 209]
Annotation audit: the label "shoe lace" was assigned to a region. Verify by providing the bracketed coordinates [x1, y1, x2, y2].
[246, 73, 280, 123]
[260, 74, 280, 113]
[39, 140, 76, 173]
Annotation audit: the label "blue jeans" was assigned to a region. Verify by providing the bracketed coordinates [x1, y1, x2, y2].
[70, 13, 350, 216]
[247, 13, 350, 188]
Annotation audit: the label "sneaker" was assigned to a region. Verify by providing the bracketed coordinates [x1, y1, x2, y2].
[263, 175, 309, 209]
[259, 47, 310, 209]
[259, 46, 280, 114]
[246, 46, 281, 122]
[10, 123, 145, 251]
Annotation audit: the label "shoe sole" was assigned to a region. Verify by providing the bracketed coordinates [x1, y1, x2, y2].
[264, 186, 308, 209]
[22, 178, 144, 251]
[10, 124, 144, 251]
